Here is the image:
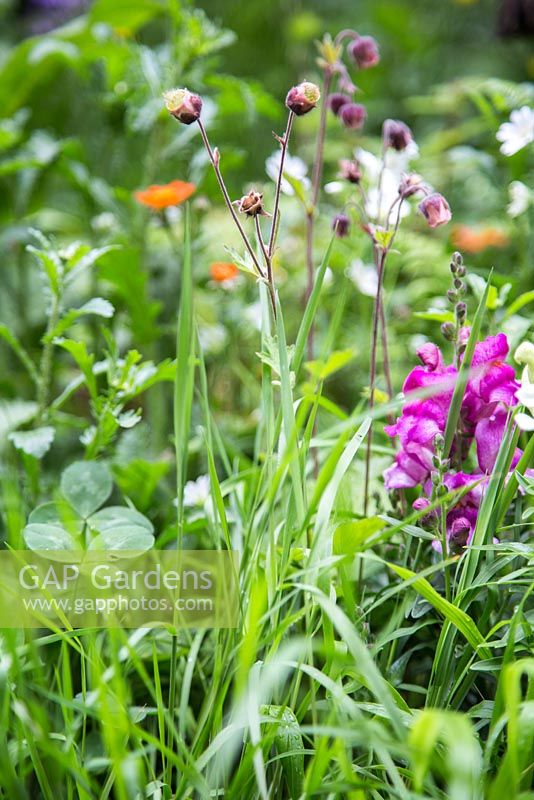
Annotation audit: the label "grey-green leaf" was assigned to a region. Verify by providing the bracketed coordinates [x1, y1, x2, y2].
[60, 461, 112, 518]
[23, 523, 80, 551]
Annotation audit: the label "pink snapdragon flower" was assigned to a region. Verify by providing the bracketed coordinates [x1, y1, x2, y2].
[384, 333, 519, 492]
[385, 333, 522, 550]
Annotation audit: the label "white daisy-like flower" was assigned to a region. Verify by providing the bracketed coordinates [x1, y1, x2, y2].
[346, 259, 378, 297]
[507, 180, 532, 218]
[265, 150, 310, 195]
[355, 145, 418, 222]
[183, 475, 211, 508]
[198, 323, 228, 355]
[515, 342, 534, 431]
[496, 106, 534, 156]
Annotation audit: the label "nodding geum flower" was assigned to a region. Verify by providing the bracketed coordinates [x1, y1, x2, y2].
[163, 88, 202, 124]
[332, 213, 350, 238]
[340, 102, 367, 130]
[285, 81, 321, 116]
[383, 119, 413, 151]
[328, 92, 352, 117]
[418, 192, 452, 228]
[348, 35, 380, 69]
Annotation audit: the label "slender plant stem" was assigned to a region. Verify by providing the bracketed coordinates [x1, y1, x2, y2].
[254, 215, 276, 318]
[304, 69, 333, 359]
[268, 111, 294, 258]
[37, 291, 60, 421]
[196, 119, 265, 280]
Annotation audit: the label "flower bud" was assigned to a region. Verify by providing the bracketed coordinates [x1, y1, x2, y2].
[383, 119, 413, 151]
[418, 193, 452, 228]
[456, 302, 467, 322]
[339, 158, 361, 184]
[447, 289, 457, 304]
[340, 102, 367, 130]
[285, 81, 320, 116]
[348, 35, 380, 69]
[234, 190, 269, 217]
[332, 213, 350, 238]
[398, 173, 424, 198]
[458, 327, 471, 347]
[412, 497, 438, 526]
[441, 322, 455, 341]
[163, 88, 202, 124]
[328, 93, 351, 117]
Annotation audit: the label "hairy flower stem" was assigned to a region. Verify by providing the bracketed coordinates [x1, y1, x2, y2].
[196, 119, 266, 282]
[37, 291, 60, 421]
[255, 216, 277, 319]
[268, 111, 294, 258]
[363, 247, 386, 516]
[305, 68, 333, 359]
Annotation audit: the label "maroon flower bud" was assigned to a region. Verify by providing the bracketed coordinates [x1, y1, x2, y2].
[450, 517, 472, 549]
[418, 192, 452, 228]
[383, 119, 413, 151]
[339, 158, 362, 184]
[285, 81, 320, 116]
[332, 213, 350, 238]
[163, 88, 202, 124]
[234, 190, 270, 217]
[348, 35, 380, 69]
[340, 102, 367, 130]
[328, 92, 351, 117]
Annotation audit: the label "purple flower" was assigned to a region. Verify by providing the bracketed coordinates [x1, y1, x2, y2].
[285, 82, 321, 116]
[339, 159, 362, 184]
[340, 103, 367, 130]
[386, 333, 521, 549]
[418, 193, 452, 228]
[383, 119, 413, 151]
[348, 35, 380, 69]
[328, 93, 352, 117]
[332, 214, 350, 238]
[163, 88, 202, 124]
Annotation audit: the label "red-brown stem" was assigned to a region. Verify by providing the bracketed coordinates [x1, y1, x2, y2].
[255, 215, 277, 318]
[363, 246, 386, 516]
[268, 111, 294, 258]
[196, 118, 266, 281]
[305, 69, 333, 357]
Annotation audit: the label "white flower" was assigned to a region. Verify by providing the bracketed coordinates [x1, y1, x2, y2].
[515, 342, 534, 431]
[355, 145, 418, 222]
[496, 106, 534, 156]
[265, 150, 310, 195]
[346, 259, 378, 297]
[507, 180, 532, 218]
[198, 323, 228, 355]
[183, 475, 211, 508]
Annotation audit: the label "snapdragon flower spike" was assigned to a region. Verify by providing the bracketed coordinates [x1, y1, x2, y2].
[163, 88, 202, 124]
[348, 35, 380, 69]
[418, 192, 452, 228]
[285, 81, 321, 116]
[383, 119, 413, 151]
[328, 92, 352, 116]
[383, 334, 520, 492]
[332, 213, 350, 238]
[340, 102, 367, 130]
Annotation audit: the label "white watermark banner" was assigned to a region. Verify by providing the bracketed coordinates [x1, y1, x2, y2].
[0, 550, 239, 629]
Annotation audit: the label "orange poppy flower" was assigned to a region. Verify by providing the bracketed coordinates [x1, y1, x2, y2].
[210, 262, 239, 282]
[134, 180, 196, 210]
[451, 225, 508, 254]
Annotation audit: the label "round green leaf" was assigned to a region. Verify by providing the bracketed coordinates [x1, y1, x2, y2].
[29, 501, 83, 533]
[23, 523, 80, 552]
[60, 461, 112, 518]
[88, 525, 154, 552]
[87, 506, 153, 534]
